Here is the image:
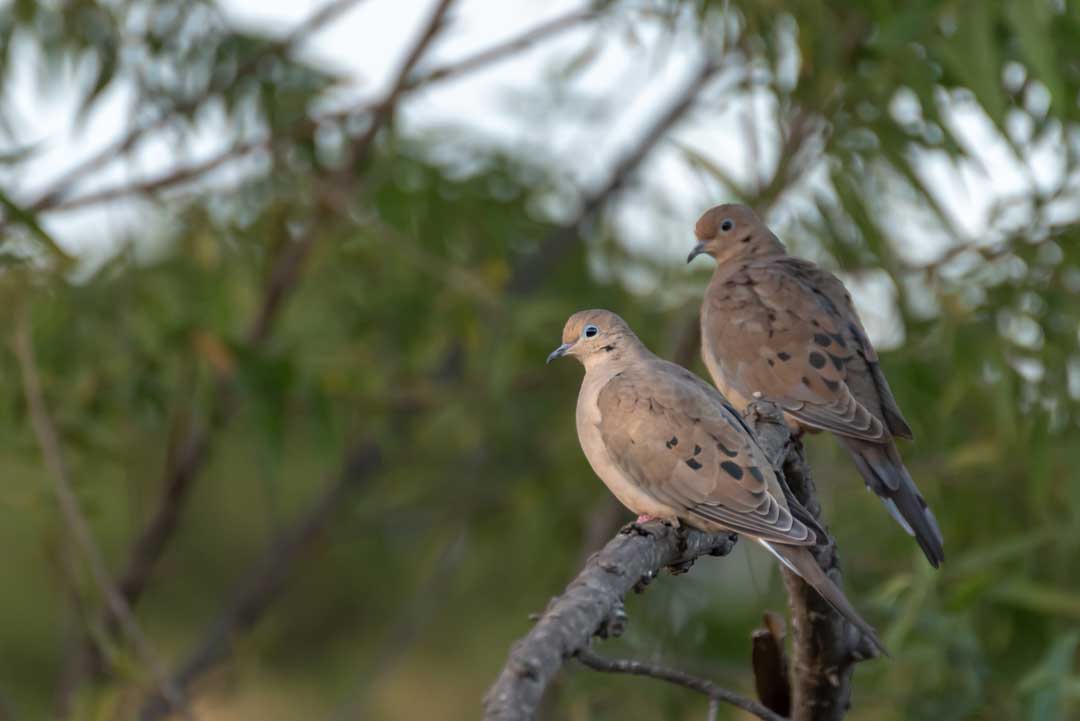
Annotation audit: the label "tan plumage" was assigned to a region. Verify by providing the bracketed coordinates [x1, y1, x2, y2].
[548, 309, 885, 654]
[689, 203, 944, 567]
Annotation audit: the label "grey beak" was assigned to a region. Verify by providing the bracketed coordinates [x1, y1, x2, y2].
[546, 342, 572, 364]
[687, 243, 706, 263]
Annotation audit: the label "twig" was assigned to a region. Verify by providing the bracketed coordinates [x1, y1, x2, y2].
[45, 7, 597, 215]
[11, 312, 194, 720]
[403, 8, 596, 91]
[751, 611, 792, 718]
[136, 441, 382, 721]
[575, 649, 788, 721]
[507, 58, 724, 294]
[339, 0, 456, 174]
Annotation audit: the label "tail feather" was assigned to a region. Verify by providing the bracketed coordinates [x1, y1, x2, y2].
[762, 541, 888, 657]
[843, 439, 944, 568]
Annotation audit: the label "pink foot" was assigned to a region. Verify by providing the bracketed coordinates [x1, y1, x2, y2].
[635, 514, 657, 523]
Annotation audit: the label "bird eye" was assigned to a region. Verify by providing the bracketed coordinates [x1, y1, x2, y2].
[720, 218, 734, 232]
[583, 324, 599, 338]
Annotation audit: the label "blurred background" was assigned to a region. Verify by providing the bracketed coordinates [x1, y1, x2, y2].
[0, 0, 1078, 719]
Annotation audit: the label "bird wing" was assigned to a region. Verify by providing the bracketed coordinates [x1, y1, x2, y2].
[703, 257, 912, 442]
[595, 360, 814, 545]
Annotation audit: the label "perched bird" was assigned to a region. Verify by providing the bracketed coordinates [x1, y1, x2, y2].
[688, 203, 944, 567]
[547, 309, 885, 653]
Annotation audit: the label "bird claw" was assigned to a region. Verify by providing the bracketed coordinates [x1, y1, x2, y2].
[632, 569, 655, 593]
[667, 557, 696, 575]
[596, 600, 628, 639]
[620, 521, 656, 537]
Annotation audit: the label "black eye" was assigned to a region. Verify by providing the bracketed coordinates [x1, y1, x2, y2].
[584, 325, 599, 338]
[720, 218, 734, 232]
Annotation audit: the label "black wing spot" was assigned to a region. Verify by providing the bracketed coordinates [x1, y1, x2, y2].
[777, 352, 792, 361]
[802, 376, 812, 387]
[767, 358, 775, 367]
[811, 319, 821, 327]
[808, 352, 827, 369]
[720, 461, 744, 480]
[824, 378, 840, 392]
[666, 436, 679, 449]
[693, 444, 702, 455]
[813, 333, 832, 347]
[686, 458, 703, 470]
[748, 466, 765, 483]
[716, 440, 738, 457]
[828, 353, 845, 371]
[831, 333, 847, 348]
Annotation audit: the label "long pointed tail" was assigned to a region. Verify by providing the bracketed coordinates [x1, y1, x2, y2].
[843, 439, 944, 568]
[763, 541, 888, 657]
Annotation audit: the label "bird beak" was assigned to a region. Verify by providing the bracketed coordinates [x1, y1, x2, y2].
[687, 243, 706, 263]
[546, 342, 573, 364]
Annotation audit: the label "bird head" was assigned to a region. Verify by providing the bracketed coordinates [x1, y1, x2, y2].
[687, 203, 782, 266]
[547, 309, 636, 368]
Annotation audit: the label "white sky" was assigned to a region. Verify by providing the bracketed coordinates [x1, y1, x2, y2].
[1, 0, 1072, 346]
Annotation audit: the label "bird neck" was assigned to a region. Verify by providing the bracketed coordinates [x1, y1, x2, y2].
[714, 230, 787, 268]
[581, 333, 649, 373]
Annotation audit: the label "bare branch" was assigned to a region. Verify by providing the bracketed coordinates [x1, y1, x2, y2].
[137, 442, 382, 721]
[482, 521, 737, 721]
[404, 8, 596, 91]
[507, 58, 724, 294]
[11, 312, 194, 720]
[24, 0, 370, 214]
[575, 649, 788, 721]
[46, 7, 597, 215]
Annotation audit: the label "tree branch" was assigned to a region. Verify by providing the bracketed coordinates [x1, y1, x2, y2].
[136, 441, 382, 721]
[23, 0, 370, 216]
[43, 7, 598, 216]
[507, 58, 724, 295]
[745, 402, 878, 721]
[575, 648, 788, 721]
[482, 520, 737, 721]
[11, 311, 195, 720]
[102, 0, 457, 637]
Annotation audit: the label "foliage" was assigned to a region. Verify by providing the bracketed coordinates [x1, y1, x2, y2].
[0, 1, 1077, 720]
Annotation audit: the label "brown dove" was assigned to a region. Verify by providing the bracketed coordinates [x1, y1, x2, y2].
[688, 203, 944, 567]
[547, 309, 886, 654]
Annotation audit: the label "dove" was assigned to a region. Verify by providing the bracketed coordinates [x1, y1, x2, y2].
[688, 203, 944, 567]
[547, 309, 886, 654]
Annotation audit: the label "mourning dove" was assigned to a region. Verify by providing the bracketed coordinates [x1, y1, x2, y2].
[548, 309, 885, 654]
[688, 203, 944, 567]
